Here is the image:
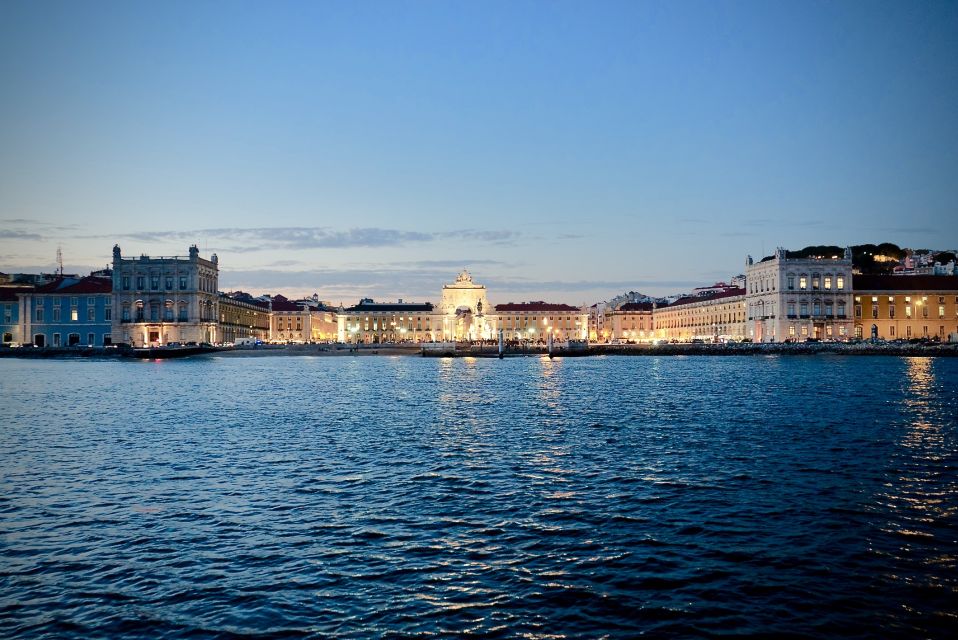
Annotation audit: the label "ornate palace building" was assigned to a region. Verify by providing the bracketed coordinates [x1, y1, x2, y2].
[853, 275, 958, 341]
[112, 245, 220, 346]
[745, 248, 854, 342]
[336, 299, 436, 343]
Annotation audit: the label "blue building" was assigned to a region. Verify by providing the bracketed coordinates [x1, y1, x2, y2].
[1, 287, 31, 345]
[19, 276, 114, 347]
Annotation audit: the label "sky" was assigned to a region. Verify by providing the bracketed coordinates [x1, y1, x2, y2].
[1, 0, 956, 305]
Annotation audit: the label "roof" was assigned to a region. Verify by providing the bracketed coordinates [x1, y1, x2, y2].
[33, 276, 112, 295]
[853, 275, 958, 292]
[270, 295, 306, 312]
[346, 302, 434, 312]
[494, 302, 583, 312]
[617, 302, 655, 312]
[665, 288, 745, 309]
[0, 286, 33, 302]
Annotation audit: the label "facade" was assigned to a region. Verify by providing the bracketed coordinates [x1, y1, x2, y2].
[745, 248, 854, 342]
[489, 302, 588, 342]
[17, 276, 113, 347]
[853, 275, 958, 341]
[1, 287, 32, 344]
[437, 270, 491, 341]
[219, 292, 271, 342]
[652, 289, 746, 342]
[270, 295, 312, 342]
[337, 300, 436, 343]
[112, 245, 219, 346]
[608, 302, 655, 342]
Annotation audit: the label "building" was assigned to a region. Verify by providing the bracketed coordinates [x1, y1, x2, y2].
[337, 300, 436, 343]
[652, 288, 746, 342]
[437, 270, 491, 341]
[1, 286, 33, 345]
[489, 302, 588, 342]
[112, 245, 219, 346]
[219, 292, 271, 343]
[745, 247, 854, 342]
[17, 276, 113, 347]
[608, 301, 655, 342]
[853, 275, 958, 340]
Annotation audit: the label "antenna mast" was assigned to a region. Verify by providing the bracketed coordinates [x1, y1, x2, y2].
[56, 245, 64, 276]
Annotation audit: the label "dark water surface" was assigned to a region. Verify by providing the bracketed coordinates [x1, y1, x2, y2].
[1, 355, 956, 639]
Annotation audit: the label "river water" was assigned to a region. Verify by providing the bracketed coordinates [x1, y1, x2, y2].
[1, 355, 956, 638]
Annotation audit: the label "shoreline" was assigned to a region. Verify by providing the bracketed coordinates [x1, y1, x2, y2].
[1, 341, 956, 359]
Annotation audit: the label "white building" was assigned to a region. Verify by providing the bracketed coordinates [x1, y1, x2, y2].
[436, 270, 491, 341]
[112, 244, 220, 346]
[745, 247, 854, 342]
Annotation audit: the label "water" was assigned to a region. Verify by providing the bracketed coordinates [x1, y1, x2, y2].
[1, 355, 956, 638]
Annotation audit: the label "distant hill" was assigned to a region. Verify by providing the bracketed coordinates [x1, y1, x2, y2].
[761, 243, 906, 274]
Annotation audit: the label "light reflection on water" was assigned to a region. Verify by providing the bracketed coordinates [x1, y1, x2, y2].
[0, 355, 956, 639]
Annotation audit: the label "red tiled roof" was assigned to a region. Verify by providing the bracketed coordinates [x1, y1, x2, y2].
[667, 288, 745, 308]
[853, 275, 958, 292]
[494, 302, 582, 312]
[271, 295, 305, 312]
[618, 302, 655, 312]
[34, 276, 112, 295]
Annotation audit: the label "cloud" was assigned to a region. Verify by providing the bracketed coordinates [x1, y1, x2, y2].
[0, 230, 43, 241]
[95, 226, 524, 252]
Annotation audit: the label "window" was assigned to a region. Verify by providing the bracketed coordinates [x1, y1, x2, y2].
[150, 276, 159, 290]
[87, 297, 95, 305]
[122, 276, 130, 290]
[824, 276, 832, 290]
[787, 276, 795, 290]
[840, 326, 847, 336]
[799, 276, 807, 290]
[71, 308, 78, 322]
[68, 333, 80, 346]
[906, 326, 912, 338]
[2, 332, 11, 343]
[53, 308, 61, 322]
[53, 297, 61, 307]
[35, 307, 43, 321]
[801, 325, 808, 336]
[871, 305, 878, 319]
[105, 307, 112, 321]
[889, 305, 895, 319]
[814, 302, 822, 316]
[906, 306, 912, 318]
[179, 276, 187, 290]
[88, 333, 95, 345]
[836, 276, 845, 290]
[940, 305, 946, 319]
[88, 307, 95, 321]
[178, 305, 188, 321]
[3, 305, 10, 323]
[800, 302, 809, 316]
[825, 302, 833, 316]
[122, 305, 130, 321]
[53, 333, 61, 347]
[136, 276, 145, 290]
[890, 326, 895, 337]
[812, 275, 820, 290]
[70, 297, 78, 306]
[165, 276, 173, 290]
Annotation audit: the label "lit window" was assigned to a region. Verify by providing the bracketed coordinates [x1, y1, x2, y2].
[799, 276, 807, 290]
[836, 276, 844, 289]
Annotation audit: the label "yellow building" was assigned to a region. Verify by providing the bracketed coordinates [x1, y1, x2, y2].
[653, 289, 747, 342]
[219, 292, 270, 342]
[337, 300, 436, 343]
[853, 275, 958, 340]
[489, 302, 588, 342]
[608, 302, 655, 342]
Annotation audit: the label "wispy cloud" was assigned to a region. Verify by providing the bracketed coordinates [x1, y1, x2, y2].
[0, 230, 43, 241]
[93, 226, 524, 252]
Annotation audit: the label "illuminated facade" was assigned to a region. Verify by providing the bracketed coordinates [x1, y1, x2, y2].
[337, 300, 436, 343]
[489, 302, 588, 342]
[653, 289, 746, 342]
[437, 270, 491, 341]
[853, 275, 958, 341]
[219, 293, 270, 342]
[745, 248, 854, 342]
[112, 245, 219, 346]
[608, 302, 655, 342]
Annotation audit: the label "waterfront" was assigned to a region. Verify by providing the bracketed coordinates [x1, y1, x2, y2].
[1, 356, 956, 638]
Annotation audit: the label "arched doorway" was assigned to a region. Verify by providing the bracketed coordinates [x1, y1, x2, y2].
[34, 334, 45, 347]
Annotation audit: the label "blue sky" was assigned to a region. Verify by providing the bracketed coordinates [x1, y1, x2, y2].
[1, 0, 956, 304]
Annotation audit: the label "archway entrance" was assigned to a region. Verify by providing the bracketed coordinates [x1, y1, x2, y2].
[34, 334, 45, 347]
